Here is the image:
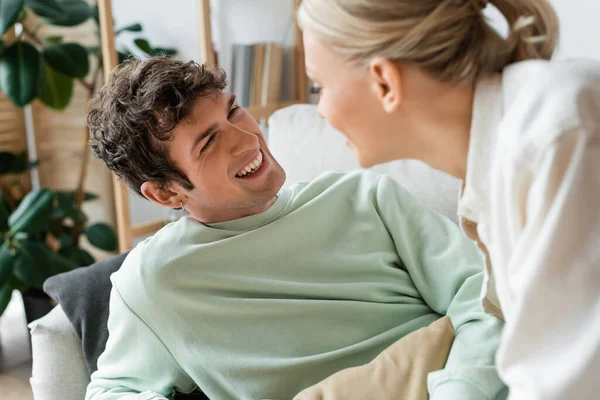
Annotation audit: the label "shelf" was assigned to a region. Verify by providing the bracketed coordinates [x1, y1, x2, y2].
[246, 100, 301, 121]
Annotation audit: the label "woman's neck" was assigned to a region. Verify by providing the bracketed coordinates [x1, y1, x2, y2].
[396, 68, 475, 181]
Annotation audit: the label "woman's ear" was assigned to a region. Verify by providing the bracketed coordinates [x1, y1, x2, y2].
[369, 58, 402, 113]
[140, 182, 182, 209]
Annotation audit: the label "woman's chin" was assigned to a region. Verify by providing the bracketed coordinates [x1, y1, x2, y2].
[353, 149, 377, 169]
[353, 147, 395, 169]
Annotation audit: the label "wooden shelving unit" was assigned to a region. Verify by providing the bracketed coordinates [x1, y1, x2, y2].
[98, 0, 308, 252]
[198, 0, 308, 120]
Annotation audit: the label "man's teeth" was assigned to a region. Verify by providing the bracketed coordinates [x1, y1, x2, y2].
[236, 152, 263, 177]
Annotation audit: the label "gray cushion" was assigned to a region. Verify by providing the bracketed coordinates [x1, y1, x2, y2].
[43, 252, 129, 375]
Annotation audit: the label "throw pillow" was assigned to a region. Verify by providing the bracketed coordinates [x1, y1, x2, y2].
[293, 316, 455, 400]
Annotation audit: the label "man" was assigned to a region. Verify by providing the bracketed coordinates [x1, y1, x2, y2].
[86, 58, 505, 400]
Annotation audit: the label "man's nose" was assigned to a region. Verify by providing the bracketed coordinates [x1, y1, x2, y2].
[229, 126, 260, 156]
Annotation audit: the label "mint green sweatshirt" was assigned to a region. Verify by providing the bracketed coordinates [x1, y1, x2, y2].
[87, 171, 506, 400]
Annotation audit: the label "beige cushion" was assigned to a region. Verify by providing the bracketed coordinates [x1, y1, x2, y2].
[293, 316, 454, 400]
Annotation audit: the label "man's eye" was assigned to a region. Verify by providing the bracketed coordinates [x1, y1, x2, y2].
[228, 106, 240, 118]
[201, 135, 216, 153]
[310, 85, 322, 95]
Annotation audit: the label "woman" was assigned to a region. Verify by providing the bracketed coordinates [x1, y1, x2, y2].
[298, 0, 600, 399]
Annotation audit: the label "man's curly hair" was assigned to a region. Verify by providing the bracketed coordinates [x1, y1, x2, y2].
[87, 58, 227, 196]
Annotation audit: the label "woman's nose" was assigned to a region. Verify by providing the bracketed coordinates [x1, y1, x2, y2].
[317, 101, 325, 119]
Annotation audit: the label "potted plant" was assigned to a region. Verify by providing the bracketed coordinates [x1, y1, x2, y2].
[0, 0, 177, 319]
[0, 174, 118, 322]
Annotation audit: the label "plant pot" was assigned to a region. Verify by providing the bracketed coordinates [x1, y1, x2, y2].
[22, 287, 55, 325]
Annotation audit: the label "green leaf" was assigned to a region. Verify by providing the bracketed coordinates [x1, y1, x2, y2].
[56, 190, 97, 204]
[83, 192, 98, 201]
[57, 241, 72, 256]
[0, 41, 42, 107]
[0, 150, 34, 174]
[48, 216, 67, 238]
[25, 0, 64, 19]
[0, 195, 9, 232]
[44, 0, 90, 27]
[47, 249, 77, 274]
[13, 232, 27, 241]
[74, 247, 94, 266]
[117, 51, 133, 64]
[42, 42, 89, 78]
[116, 23, 142, 35]
[0, 282, 14, 317]
[55, 190, 78, 218]
[8, 274, 26, 292]
[45, 35, 63, 44]
[133, 38, 152, 54]
[85, 222, 117, 252]
[86, 45, 99, 54]
[50, 208, 65, 221]
[90, 3, 98, 26]
[59, 243, 94, 267]
[55, 191, 93, 224]
[13, 240, 77, 287]
[17, 7, 27, 21]
[57, 234, 71, 249]
[9, 188, 55, 235]
[0, 242, 15, 287]
[10, 150, 29, 173]
[13, 241, 51, 286]
[0, 152, 17, 174]
[0, 0, 24, 36]
[38, 63, 74, 110]
[150, 47, 177, 57]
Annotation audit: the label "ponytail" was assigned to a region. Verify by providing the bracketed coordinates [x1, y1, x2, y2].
[491, 0, 559, 63]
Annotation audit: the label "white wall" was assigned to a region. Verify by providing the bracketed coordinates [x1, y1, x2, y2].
[112, 0, 202, 62]
[485, 0, 600, 61]
[551, 0, 600, 60]
[113, 0, 600, 227]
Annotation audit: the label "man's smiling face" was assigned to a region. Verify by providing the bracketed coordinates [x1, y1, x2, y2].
[163, 91, 286, 223]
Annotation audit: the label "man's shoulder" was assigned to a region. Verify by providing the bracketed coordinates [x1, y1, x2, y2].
[110, 220, 190, 298]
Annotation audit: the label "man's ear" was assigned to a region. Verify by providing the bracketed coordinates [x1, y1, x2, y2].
[140, 181, 182, 209]
[369, 58, 403, 113]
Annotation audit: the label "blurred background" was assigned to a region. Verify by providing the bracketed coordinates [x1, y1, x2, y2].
[0, 0, 598, 398]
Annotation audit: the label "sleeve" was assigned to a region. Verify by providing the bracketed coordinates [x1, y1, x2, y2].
[491, 129, 600, 400]
[85, 284, 196, 400]
[375, 176, 507, 400]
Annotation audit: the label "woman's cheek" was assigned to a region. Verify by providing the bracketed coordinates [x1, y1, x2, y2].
[320, 92, 350, 134]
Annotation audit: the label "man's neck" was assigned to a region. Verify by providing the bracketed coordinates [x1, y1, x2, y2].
[190, 195, 279, 225]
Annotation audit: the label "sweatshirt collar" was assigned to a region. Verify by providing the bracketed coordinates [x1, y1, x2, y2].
[203, 187, 293, 232]
[458, 73, 504, 223]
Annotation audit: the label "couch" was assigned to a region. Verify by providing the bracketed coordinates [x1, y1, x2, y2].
[28, 104, 460, 400]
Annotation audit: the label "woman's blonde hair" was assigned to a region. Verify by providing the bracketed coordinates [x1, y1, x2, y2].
[298, 0, 559, 83]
